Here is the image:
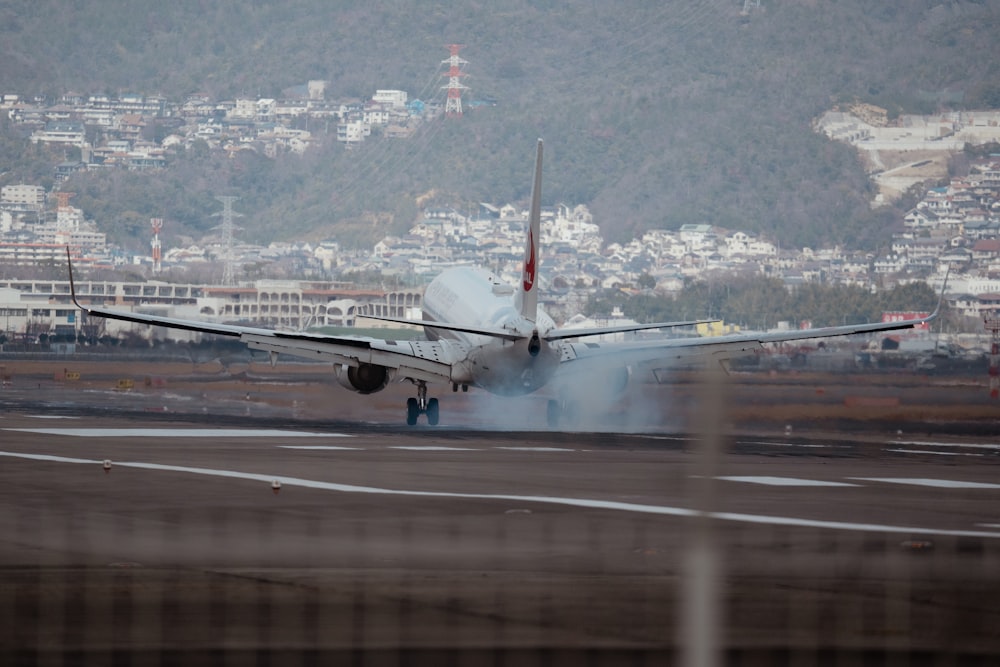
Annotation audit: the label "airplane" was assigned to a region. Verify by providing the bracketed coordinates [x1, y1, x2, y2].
[67, 139, 943, 427]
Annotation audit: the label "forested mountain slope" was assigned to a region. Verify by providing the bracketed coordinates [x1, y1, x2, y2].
[2, 0, 998, 252]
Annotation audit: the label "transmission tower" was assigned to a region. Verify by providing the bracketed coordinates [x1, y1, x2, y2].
[441, 44, 469, 118]
[150, 218, 163, 274]
[214, 196, 242, 286]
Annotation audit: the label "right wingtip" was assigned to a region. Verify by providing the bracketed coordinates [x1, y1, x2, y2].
[929, 265, 951, 321]
[913, 266, 950, 330]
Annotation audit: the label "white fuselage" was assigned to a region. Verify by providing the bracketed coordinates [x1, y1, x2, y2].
[422, 266, 560, 395]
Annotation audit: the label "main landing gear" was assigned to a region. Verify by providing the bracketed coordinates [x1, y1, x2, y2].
[406, 381, 439, 426]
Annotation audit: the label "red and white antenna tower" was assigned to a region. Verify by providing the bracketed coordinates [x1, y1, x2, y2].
[55, 192, 75, 211]
[441, 44, 469, 118]
[54, 192, 77, 231]
[150, 218, 163, 274]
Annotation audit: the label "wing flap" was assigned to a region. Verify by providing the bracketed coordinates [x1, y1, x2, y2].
[557, 311, 935, 379]
[544, 318, 714, 341]
[78, 304, 274, 338]
[560, 337, 764, 367]
[242, 334, 457, 384]
[360, 313, 523, 341]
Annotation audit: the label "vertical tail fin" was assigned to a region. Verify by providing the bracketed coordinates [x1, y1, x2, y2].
[518, 138, 543, 322]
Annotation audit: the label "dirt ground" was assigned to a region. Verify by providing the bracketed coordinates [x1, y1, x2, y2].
[2, 357, 997, 435]
[861, 148, 951, 201]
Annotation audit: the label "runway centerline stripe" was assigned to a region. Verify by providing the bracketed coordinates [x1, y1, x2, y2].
[887, 448, 985, 457]
[850, 477, 1000, 489]
[278, 446, 361, 450]
[889, 440, 1000, 451]
[389, 446, 478, 451]
[714, 476, 860, 487]
[495, 447, 575, 452]
[2, 428, 343, 438]
[741, 441, 835, 449]
[3, 450, 1000, 539]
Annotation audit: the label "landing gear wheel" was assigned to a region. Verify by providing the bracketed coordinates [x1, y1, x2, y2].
[405, 381, 440, 426]
[406, 397, 419, 426]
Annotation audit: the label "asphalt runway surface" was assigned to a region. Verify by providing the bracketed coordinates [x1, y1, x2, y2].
[1, 364, 1000, 665]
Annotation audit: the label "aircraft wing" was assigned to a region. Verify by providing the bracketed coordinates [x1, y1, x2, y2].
[68, 256, 458, 385]
[557, 268, 947, 375]
[241, 332, 460, 385]
[556, 310, 939, 376]
[544, 318, 715, 341]
[361, 313, 714, 342]
[359, 313, 524, 341]
[82, 301, 459, 383]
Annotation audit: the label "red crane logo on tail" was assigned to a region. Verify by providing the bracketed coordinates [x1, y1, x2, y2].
[523, 230, 536, 291]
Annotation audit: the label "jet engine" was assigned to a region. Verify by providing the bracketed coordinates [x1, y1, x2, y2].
[558, 364, 632, 414]
[547, 365, 633, 428]
[605, 364, 632, 398]
[334, 363, 393, 394]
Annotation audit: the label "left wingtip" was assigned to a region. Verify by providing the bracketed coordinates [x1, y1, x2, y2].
[66, 246, 82, 309]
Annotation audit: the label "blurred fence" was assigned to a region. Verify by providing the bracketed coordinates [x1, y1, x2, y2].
[2, 498, 998, 666]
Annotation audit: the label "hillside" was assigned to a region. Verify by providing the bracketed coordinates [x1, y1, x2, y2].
[2, 0, 999, 253]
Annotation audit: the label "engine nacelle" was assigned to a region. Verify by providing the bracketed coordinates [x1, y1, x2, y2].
[606, 364, 632, 398]
[555, 364, 632, 406]
[334, 363, 393, 394]
[547, 365, 634, 428]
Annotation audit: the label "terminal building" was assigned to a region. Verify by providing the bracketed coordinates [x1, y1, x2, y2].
[0, 278, 423, 345]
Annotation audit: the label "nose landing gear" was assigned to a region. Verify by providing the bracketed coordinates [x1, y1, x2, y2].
[406, 381, 439, 426]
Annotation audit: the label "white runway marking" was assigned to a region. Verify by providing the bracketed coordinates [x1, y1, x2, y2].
[4, 449, 1000, 540]
[496, 446, 575, 452]
[27, 415, 79, 420]
[887, 448, 985, 457]
[742, 440, 835, 449]
[715, 476, 859, 487]
[889, 440, 1000, 451]
[278, 445, 360, 450]
[851, 477, 1000, 489]
[389, 446, 477, 451]
[2, 428, 339, 438]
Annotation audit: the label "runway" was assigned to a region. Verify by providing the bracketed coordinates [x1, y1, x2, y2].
[2, 416, 999, 539]
[2, 403, 999, 665]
